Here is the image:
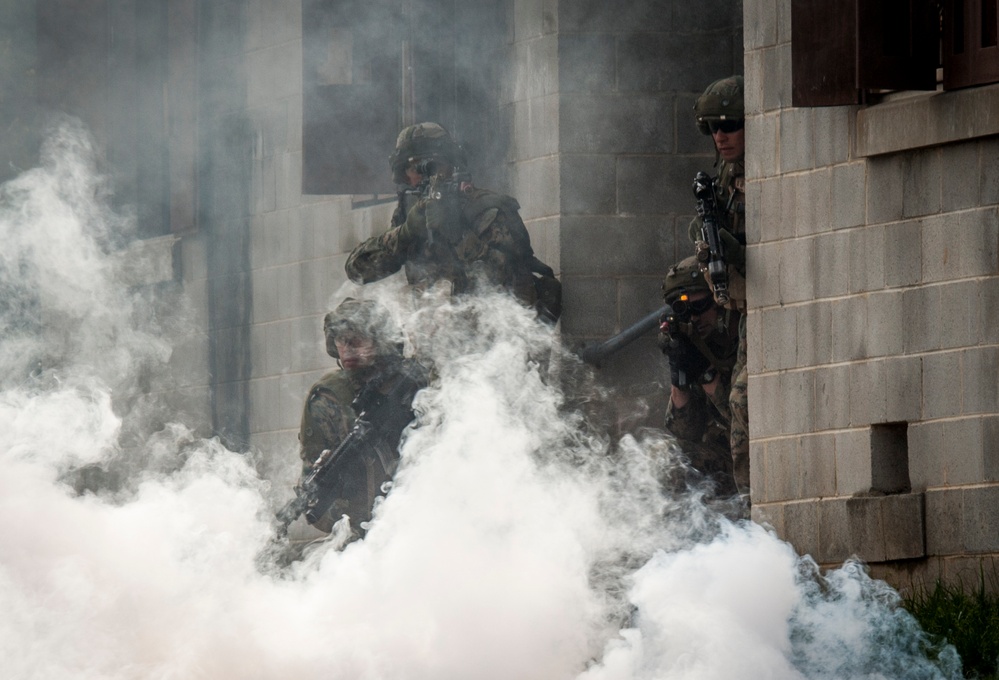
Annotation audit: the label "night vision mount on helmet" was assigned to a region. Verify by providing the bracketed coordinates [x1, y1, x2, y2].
[693, 75, 745, 136]
[323, 297, 402, 360]
[390, 122, 467, 185]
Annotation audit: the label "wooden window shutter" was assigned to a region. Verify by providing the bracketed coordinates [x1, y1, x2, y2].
[857, 0, 938, 91]
[791, 0, 861, 106]
[944, 0, 999, 89]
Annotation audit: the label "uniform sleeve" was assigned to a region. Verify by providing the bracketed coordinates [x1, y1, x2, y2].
[664, 386, 710, 444]
[344, 226, 410, 284]
[299, 387, 351, 466]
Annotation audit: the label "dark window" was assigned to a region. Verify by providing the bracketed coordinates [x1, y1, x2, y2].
[302, 0, 506, 196]
[792, 0, 999, 106]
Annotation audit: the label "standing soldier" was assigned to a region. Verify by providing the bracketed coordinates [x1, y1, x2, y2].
[660, 257, 740, 498]
[294, 297, 423, 538]
[688, 75, 750, 497]
[345, 122, 561, 324]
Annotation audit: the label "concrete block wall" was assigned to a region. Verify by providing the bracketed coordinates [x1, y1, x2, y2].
[550, 0, 742, 417]
[746, 0, 999, 587]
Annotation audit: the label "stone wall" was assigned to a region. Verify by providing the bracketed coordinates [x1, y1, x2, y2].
[745, 0, 999, 590]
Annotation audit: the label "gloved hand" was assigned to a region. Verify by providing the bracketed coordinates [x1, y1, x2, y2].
[663, 333, 710, 388]
[398, 200, 429, 246]
[718, 228, 746, 271]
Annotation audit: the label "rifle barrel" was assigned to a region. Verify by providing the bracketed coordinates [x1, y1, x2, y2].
[580, 304, 669, 367]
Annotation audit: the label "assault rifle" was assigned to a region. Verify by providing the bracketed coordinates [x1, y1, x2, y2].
[693, 171, 730, 306]
[275, 362, 427, 536]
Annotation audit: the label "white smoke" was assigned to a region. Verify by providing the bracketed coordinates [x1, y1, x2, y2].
[0, 124, 961, 680]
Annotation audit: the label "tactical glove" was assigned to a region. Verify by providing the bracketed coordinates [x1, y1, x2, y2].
[718, 228, 746, 271]
[664, 333, 711, 388]
[398, 200, 429, 246]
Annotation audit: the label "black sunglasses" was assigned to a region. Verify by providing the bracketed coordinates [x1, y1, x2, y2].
[669, 294, 715, 317]
[707, 119, 744, 134]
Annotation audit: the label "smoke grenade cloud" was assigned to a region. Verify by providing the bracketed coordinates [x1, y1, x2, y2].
[0, 123, 962, 679]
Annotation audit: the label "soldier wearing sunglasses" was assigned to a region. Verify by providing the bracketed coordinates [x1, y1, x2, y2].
[659, 257, 741, 498]
[684, 75, 750, 501]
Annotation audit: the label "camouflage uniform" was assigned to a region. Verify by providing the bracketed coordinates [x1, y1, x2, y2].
[345, 122, 560, 322]
[687, 76, 750, 495]
[297, 298, 408, 535]
[661, 258, 741, 497]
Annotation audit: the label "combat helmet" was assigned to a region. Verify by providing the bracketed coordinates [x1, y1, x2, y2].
[662, 256, 712, 312]
[693, 75, 744, 135]
[389, 122, 466, 185]
[323, 297, 403, 360]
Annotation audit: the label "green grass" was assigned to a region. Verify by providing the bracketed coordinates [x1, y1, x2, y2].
[903, 574, 999, 679]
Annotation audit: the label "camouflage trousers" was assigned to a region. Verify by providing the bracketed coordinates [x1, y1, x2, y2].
[730, 314, 749, 495]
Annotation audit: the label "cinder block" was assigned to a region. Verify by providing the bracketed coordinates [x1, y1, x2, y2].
[830, 296, 869, 362]
[560, 216, 669, 276]
[902, 148, 943, 218]
[925, 488, 964, 555]
[958, 208, 999, 278]
[513, 154, 560, 220]
[618, 155, 705, 215]
[943, 417, 985, 485]
[560, 156, 617, 216]
[920, 214, 953, 283]
[813, 230, 851, 298]
[831, 162, 867, 230]
[781, 369, 816, 435]
[251, 267, 279, 325]
[866, 291, 904, 358]
[509, 95, 559, 162]
[902, 285, 942, 354]
[759, 177, 785, 243]
[884, 355, 923, 423]
[561, 93, 674, 154]
[748, 372, 780, 439]
[760, 305, 797, 371]
[984, 415, 999, 482]
[795, 301, 832, 367]
[799, 432, 837, 498]
[813, 364, 851, 431]
[982, 137, 999, 205]
[747, 309, 764, 375]
[766, 437, 799, 502]
[780, 238, 817, 304]
[877, 493, 926, 560]
[744, 0, 778, 50]
[617, 33, 732, 93]
[962, 485, 999, 552]
[277, 264, 305, 322]
[982, 278, 999, 344]
[513, 0, 545, 42]
[558, 276, 617, 337]
[747, 112, 779, 182]
[276, 151, 303, 211]
[762, 43, 792, 113]
[514, 35, 558, 102]
[963, 347, 999, 415]
[884, 219, 922, 288]
[908, 420, 948, 488]
[845, 496, 888, 562]
[744, 49, 765, 117]
[558, 0, 672, 32]
[784, 499, 821, 560]
[751, 501, 786, 535]
[812, 107, 850, 167]
[816, 498, 852, 563]
[835, 428, 873, 495]
[849, 226, 886, 294]
[748, 241, 782, 308]
[849, 360, 887, 426]
[795, 168, 832, 235]
[750, 438, 768, 501]
[866, 153, 906, 225]
[922, 351, 964, 420]
[781, 175, 798, 238]
[252, 154, 277, 215]
[941, 141, 982, 212]
[779, 107, 814, 174]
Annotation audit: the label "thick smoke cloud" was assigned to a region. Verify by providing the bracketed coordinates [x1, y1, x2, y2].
[0, 124, 961, 679]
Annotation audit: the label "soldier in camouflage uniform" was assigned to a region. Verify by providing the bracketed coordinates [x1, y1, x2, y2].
[660, 257, 740, 497]
[687, 75, 750, 496]
[297, 297, 411, 536]
[345, 122, 561, 323]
